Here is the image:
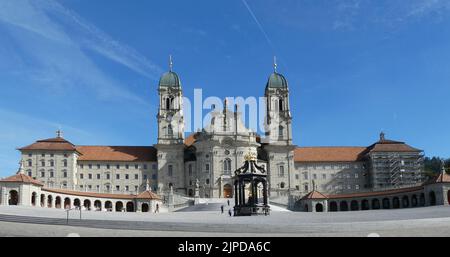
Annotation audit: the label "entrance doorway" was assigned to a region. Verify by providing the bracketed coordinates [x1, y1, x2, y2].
[223, 184, 233, 198]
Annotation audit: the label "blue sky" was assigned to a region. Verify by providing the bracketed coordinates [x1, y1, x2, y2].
[0, 0, 450, 177]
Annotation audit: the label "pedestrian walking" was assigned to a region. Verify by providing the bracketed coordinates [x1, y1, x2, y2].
[221, 205, 224, 214]
[228, 209, 232, 217]
[227, 199, 230, 206]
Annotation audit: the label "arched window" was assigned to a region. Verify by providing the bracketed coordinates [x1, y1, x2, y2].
[279, 99, 284, 111]
[278, 126, 284, 138]
[280, 182, 285, 189]
[168, 165, 173, 177]
[170, 96, 175, 109]
[223, 158, 231, 175]
[165, 98, 170, 109]
[278, 165, 285, 177]
[168, 124, 173, 137]
[211, 117, 215, 125]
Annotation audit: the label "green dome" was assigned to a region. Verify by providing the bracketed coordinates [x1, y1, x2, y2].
[266, 72, 288, 89]
[158, 71, 181, 88]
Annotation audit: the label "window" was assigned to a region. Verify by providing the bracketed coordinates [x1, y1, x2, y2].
[63, 153, 68, 158]
[206, 179, 210, 184]
[28, 153, 32, 157]
[355, 185, 360, 190]
[355, 173, 359, 179]
[295, 185, 300, 190]
[125, 186, 129, 191]
[106, 185, 110, 191]
[313, 174, 317, 180]
[223, 159, 231, 174]
[63, 160, 67, 167]
[322, 174, 326, 179]
[116, 164, 120, 169]
[88, 185, 92, 190]
[80, 164, 84, 169]
[106, 164, 110, 169]
[134, 174, 138, 180]
[205, 163, 210, 172]
[347, 185, 351, 190]
[116, 185, 120, 191]
[96, 185, 100, 190]
[63, 172, 67, 178]
[106, 174, 110, 180]
[168, 125, 173, 137]
[41, 171, 45, 177]
[152, 174, 157, 180]
[303, 172, 308, 180]
[80, 174, 84, 179]
[97, 164, 100, 169]
[49, 160, 54, 167]
[41, 153, 45, 157]
[304, 184, 308, 191]
[143, 175, 148, 180]
[28, 171, 32, 177]
[41, 161, 45, 167]
[125, 164, 129, 169]
[116, 174, 120, 179]
[134, 186, 138, 192]
[88, 164, 92, 169]
[28, 160, 32, 167]
[96, 174, 100, 179]
[295, 174, 299, 180]
[80, 185, 84, 189]
[125, 174, 129, 180]
[168, 165, 173, 177]
[152, 164, 157, 169]
[278, 125, 284, 138]
[88, 174, 92, 179]
[278, 165, 285, 177]
[135, 164, 139, 169]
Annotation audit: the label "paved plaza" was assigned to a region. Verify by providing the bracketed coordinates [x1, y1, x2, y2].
[1, 205, 450, 236]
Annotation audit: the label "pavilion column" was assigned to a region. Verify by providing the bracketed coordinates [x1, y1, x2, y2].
[234, 181, 240, 206]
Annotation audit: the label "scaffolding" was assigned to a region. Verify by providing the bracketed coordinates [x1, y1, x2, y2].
[371, 152, 424, 189]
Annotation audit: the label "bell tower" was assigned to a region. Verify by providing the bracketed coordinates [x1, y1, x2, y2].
[155, 56, 185, 194]
[263, 56, 293, 146]
[157, 55, 184, 145]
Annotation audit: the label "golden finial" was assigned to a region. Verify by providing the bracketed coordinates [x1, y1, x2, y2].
[273, 56, 277, 72]
[244, 149, 257, 161]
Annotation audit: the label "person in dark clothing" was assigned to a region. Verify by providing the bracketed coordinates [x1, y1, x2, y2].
[227, 199, 230, 206]
[221, 205, 224, 214]
[228, 209, 232, 217]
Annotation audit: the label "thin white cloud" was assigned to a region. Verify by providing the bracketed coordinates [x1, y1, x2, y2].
[0, 0, 162, 104]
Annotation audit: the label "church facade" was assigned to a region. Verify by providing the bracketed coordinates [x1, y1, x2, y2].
[10, 62, 426, 201]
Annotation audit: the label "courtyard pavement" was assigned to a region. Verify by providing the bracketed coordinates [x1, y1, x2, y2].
[1, 205, 450, 236]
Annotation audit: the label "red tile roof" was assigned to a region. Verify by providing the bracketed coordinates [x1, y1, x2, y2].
[19, 137, 78, 152]
[294, 147, 366, 162]
[0, 173, 44, 186]
[184, 133, 198, 147]
[76, 146, 157, 162]
[423, 172, 450, 185]
[301, 190, 328, 200]
[42, 188, 161, 200]
[135, 190, 162, 200]
[364, 138, 421, 153]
